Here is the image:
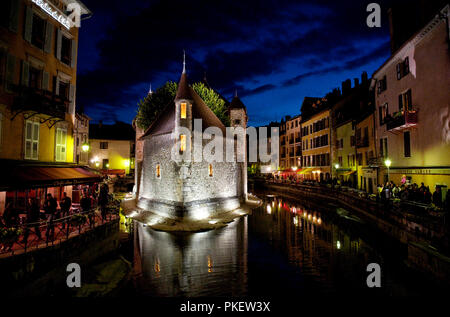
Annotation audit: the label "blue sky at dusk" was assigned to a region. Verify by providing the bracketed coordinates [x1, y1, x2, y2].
[76, 0, 396, 127]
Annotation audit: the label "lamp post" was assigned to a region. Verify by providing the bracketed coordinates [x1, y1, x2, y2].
[81, 143, 90, 153]
[334, 163, 339, 179]
[384, 158, 391, 183]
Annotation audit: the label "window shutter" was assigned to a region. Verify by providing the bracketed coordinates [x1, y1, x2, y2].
[21, 60, 29, 87]
[62, 129, 67, 161]
[5, 53, 16, 91]
[8, 0, 20, 32]
[55, 76, 60, 95]
[42, 71, 49, 91]
[24, 6, 33, 43]
[56, 29, 62, 60]
[32, 122, 39, 160]
[25, 121, 32, 159]
[396, 63, 401, 79]
[69, 83, 75, 114]
[44, 21, 53, 53]
[71, 39, 77, 68]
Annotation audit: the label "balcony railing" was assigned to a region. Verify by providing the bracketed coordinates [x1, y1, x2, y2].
[386, 109, 418, 132]
[11, 85, 68, 120]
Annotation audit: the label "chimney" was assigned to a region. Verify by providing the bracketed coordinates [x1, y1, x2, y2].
[342, 79, 351, 95]
[361, 71, 368, 83]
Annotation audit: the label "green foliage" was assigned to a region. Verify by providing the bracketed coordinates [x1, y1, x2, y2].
[192, 82, 230, 126]
[0, 227, 22, 243]
[136, 81, 178, 130]
[71, 214, 88, 226]
[136, 81, 230, 130]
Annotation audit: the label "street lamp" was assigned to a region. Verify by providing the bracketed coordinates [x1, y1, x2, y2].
[81, 143, 90, 152]
[384, 158, 391, 182]
[334, 163, 340, 170]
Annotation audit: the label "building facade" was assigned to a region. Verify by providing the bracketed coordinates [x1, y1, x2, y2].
[89, 121, 135, 176]
[0, 0, 95, 214]
[373, 4, 450, 188]
[300, 98, 332, 181]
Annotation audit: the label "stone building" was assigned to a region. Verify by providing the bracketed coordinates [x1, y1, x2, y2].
[136, 64, 248, 220]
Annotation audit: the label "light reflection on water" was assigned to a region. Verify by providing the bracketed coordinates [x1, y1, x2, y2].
[131, 195, 437, 297]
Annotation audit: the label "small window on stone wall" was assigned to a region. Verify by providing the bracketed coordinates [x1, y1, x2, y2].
[208, 164, 213, 177]
[180, 103, 187, 119]
[156, 164, 161, 178]
[180, 134, 186, 152]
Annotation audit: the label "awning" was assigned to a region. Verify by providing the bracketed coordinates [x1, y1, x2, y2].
[343, 170, 356, 176]
[0, 162, 103, 191]
[298, 167, 314, 174]
[101, 169, 126, 175]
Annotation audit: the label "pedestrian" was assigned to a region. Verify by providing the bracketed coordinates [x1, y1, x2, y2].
[98, 183, 109, 222]
[424, 186, 432, 204]
[2, 202, 18, 228]
[433, 186, 443, 208]
[80, 191, 93, 227]
[59, 192, 72, 229]
[44, 193, 57, 240]
[23, 197, 42, 242]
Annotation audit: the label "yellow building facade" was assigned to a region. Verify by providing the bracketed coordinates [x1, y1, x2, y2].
[300, 108, 332, 181]
[355, 113, 377, 193]
[333, 120, 357, 184]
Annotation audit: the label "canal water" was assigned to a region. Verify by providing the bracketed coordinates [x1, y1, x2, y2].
[128, 192, 446, 297]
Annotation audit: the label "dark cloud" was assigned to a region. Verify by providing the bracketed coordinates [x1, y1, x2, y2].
[77, 0, 395, 124]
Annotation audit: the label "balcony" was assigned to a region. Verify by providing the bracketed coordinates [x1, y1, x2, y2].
[11, 85, 68, 121]
[386, 109, 418, 132]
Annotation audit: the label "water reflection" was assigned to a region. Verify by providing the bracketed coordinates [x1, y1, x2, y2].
[131, 194, 435, 296]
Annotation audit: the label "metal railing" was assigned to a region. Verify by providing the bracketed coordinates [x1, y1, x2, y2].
[0, 206, 119, 256]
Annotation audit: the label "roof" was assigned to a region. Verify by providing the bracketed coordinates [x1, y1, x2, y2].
[0, 160, 102, 191]
[175, 72, 193, 100]
[90, 122, 135, 141]
[300, 97, 328, 121]
[140, 74, 227, 139]
[229, 95, 246, 111]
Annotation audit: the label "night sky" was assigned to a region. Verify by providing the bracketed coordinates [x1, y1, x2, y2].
[76, 0, 396, 127]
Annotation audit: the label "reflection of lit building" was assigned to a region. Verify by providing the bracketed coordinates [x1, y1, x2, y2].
[373, 4, 450, 187]
[134, 217, 247, 296]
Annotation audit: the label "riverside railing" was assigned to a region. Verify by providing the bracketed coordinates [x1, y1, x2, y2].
[0, 207, 119, 256]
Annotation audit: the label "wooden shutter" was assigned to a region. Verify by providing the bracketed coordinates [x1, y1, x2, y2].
[71, 39, 77, 68]
[56, 29, 62, 60]
[24, 6, 33, 43]
[44, 20, 53, 53]
[25, 121, 33, 159]
[21, 60, 29, 87]
[42, 71, 49, 91]
[69, 83, 75, 114]
[5, 53, 16, 92]
[32, 122, 39, 159]
[8, 0, 20, 33]
[55, 76, 60, 95]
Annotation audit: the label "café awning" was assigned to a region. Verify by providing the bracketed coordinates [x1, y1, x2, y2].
[0, 161, 103, 191]
[343, 170, 356, 176]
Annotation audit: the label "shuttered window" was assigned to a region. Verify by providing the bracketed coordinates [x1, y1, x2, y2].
[55, 128, 67, 161]
[25, 121, 39, 160]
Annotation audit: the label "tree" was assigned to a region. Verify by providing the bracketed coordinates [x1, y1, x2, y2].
[136, 81, 230, 130]
[136, 81, 177, 130]
[192, 82, 230, 127]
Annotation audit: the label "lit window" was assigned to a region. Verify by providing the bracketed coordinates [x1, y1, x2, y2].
[25, 120, 39, 160]
[180, 134, 186, 152]
[156, 164, 161, 178]
[180, 102, 187, 119]
[208, 164, 213, 177]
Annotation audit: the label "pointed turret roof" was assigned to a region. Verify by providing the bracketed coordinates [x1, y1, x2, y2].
[175, 51, 193, 100]
[229, 91, 247, 114]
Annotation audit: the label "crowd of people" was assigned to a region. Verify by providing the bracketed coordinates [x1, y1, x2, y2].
[268, 174, 450, 212]
[0, 183, 111, 243]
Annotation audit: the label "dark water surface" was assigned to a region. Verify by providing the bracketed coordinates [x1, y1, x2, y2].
[130, 193, 446, 297]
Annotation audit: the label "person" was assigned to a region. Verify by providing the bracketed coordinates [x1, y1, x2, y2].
[98, 183, 109, 221]
[2, 202, 18, 227]
[59, 192, 71, 229]
[23, 198, 42, 242]
[44, 193, 57, 240]
[80, 191, 93, 227]
[433, 187, 443, 208]
[424, 186, 432, 204]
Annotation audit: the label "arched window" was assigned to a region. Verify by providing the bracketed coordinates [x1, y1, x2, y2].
[180, 134, 186, 152]
[156, 164, 161, 178]
[180, 102, 187, 119]
[208, 164, 213, 177]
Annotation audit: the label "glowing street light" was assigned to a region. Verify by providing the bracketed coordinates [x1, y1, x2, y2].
[385, 159, 392, 182]
[334, 163, 340, 169]
[81, 143, 90, 152]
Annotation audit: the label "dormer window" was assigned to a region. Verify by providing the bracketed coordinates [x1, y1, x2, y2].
[180, 102, 187, 119]
[180, 134, 186, 152]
